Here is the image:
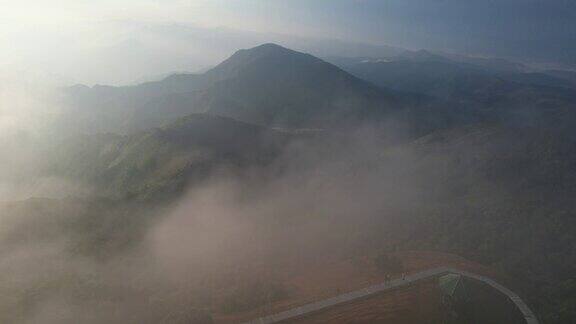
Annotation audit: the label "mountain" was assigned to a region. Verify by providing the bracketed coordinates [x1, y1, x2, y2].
[62, 73, 209, 134]
[62, 44, 439, 134]
[12, 43, 576, 322]
[440, 53, 527, 73]
[339, 55, 576, 132]
[47, 114, 294, 199]
[187, 43, 419, 128]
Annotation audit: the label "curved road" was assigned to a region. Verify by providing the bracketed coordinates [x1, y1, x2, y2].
[243, 267, 539, 324]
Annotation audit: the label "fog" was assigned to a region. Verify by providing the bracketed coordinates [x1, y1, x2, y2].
[0, 64, 512, 322]
[1, 40, 410, 322]
[0, 122, 441, 323]
[0, 75, 63, 200]
[0, 0, 338, 85]
[1, 1, 574, 323]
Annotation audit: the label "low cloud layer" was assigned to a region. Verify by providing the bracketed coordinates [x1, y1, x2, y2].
[0, 123, 439, 323]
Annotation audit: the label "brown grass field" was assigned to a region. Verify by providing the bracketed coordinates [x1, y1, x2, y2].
[213, 250, 503, 323]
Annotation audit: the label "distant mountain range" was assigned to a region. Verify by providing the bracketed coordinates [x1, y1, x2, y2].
[63, 44, 576, 140]
[61, 44, 452, 135]
[335, 50, 576, 132]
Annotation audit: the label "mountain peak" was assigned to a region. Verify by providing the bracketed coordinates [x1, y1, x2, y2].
[229, 43, 310, 61]
[250, 43, 291, 52]
[203, 43, 323, 82]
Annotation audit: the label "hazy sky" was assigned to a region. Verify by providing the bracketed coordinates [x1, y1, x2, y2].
[1, 0, 575, 84]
